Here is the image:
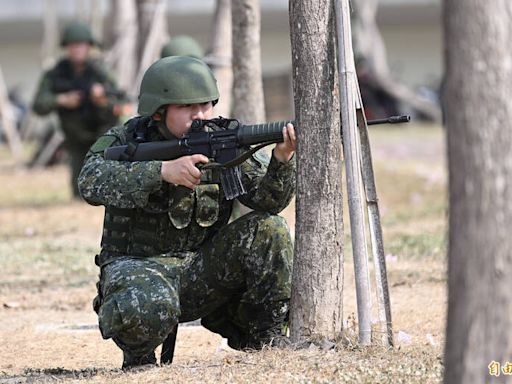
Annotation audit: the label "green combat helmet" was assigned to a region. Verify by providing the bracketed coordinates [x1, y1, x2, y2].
[60, 21, 97, 46]
[138, 56, 219, 116]
[160, 35, 204, 59]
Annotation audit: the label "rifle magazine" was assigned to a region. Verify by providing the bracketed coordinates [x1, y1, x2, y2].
[220, 166, 246, 200]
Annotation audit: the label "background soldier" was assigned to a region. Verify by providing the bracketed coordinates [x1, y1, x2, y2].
[32, 21, 122, 198]
[160, 35, 204, 59]
[78, 56, 296, 369]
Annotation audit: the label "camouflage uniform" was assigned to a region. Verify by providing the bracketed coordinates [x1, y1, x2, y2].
[32, 23, 121, 197]
[78, 116, 295, 363]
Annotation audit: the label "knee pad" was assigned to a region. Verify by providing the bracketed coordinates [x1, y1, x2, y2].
[98, 289, 179, 344]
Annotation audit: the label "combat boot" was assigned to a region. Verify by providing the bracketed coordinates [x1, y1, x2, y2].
[255, 321, 291, 349]
[246, 300, 291, 349]
[122, 350, 157, 370]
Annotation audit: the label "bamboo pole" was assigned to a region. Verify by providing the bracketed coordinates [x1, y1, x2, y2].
[334, 0, 372, 345]
[355, 85, 394, 347]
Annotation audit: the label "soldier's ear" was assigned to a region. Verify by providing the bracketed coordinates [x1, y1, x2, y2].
[152, 106, 167, 121]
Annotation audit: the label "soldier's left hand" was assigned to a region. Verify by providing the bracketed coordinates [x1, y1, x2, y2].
[274, 123, 296, 163]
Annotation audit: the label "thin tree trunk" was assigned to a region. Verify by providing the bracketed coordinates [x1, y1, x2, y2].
[0, 66, 23, 164]
[232, 0, 265, 123]
[444, 1, 512, 383]
[136, 0, 159, 63]
[134, 0, 169, 95]
[105, 0, 138, 96]
[89, 0, 103, 45]
[207, 0, 233, 118]
[289, 0, 344, 342]
[41, 0, 58, 69]
[75, 0, 88, 21]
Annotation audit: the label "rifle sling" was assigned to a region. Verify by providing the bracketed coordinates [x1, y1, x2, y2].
[201, 141, 274, 170]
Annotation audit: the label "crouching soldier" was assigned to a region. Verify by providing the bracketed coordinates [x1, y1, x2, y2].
[78, 56, 296, 369]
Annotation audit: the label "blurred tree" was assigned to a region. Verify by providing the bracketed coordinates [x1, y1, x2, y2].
[89, 0, 104, 48]
[104, 0, 167, 98]
[351, 0, 442, 121]
[42, 0, 58, 69]
[444, 1, 512, 383]
[105, 0, 138, 96]
[207, 0, 233, 118]
[289, 0, 344, 342]
[134, 0, 169, 93]
[232, 0, 265, 123]
[230, 0, 265, 219]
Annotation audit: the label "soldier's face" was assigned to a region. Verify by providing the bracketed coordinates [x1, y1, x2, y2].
[66, 42, 91, 64]
[164, 102, 214, 137]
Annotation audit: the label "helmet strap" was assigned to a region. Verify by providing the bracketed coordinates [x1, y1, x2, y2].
[154, 106, 177, 140]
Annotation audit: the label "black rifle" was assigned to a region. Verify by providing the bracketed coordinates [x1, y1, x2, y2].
[104, 115, 410, 199]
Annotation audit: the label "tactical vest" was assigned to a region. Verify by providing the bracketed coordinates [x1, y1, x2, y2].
[50, 59, 117, 133]
[97, 117, 233, 266]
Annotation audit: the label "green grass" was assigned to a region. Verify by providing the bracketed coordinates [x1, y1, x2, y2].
[0, 238, 97, 289]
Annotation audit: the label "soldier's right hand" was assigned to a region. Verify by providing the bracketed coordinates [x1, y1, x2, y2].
[161, 154, 209, 190]
[56, 91, 82, 109]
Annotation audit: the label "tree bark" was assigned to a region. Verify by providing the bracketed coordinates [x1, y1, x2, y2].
[41, 0, 58, 69]
[232, 0, 265, 123]
[134, 0, 169, 95]
[105, 0, 138, 96]
[89, 0, 103, 44]
[207, 0, 233, 118]
[135, 0, 160, 63]
[289, 0, 344, 342]
[444, 1, 512, 383]
[0, 66, 23, 163]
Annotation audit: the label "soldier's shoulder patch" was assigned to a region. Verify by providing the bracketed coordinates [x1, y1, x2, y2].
[90, 135, 118, 154]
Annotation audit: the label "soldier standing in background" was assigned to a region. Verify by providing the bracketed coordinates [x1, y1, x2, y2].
[32, 21, 122, 198]
[78, 56, 296, 369]
[160, 35, 204, 59]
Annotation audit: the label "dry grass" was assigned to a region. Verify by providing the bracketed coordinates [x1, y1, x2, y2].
[0, 123, 447, 383]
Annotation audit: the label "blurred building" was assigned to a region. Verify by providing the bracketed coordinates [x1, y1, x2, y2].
[0, 0, 441, 120]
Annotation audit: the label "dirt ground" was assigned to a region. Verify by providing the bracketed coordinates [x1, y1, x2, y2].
[0, 124, 447, 383]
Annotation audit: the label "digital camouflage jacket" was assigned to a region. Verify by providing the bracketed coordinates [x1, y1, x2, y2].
[32, 58, 121, 146]
[78, 117, 296, 266]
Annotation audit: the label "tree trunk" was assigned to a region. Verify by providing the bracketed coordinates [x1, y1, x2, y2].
[0, 66, 23, 163]
[89, 0, 103, 44]
[134, 0, 168, 95]
[105, 0, 138, 96]
[231, 0, 265, 123]
[444, 1, 512, 383]
[351, 0, 442, 121]
[136, 0, 159, 63]
[207, 0, 233, 118]
[289, 0, 344, 342]
[41, 0, 58, 69]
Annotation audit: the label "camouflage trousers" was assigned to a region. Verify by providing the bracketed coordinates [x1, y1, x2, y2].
[95, 212, 293, 359]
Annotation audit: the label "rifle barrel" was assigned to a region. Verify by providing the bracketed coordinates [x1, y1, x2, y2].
[367, 115, 410, 126]
[237, 120, 294, 145]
